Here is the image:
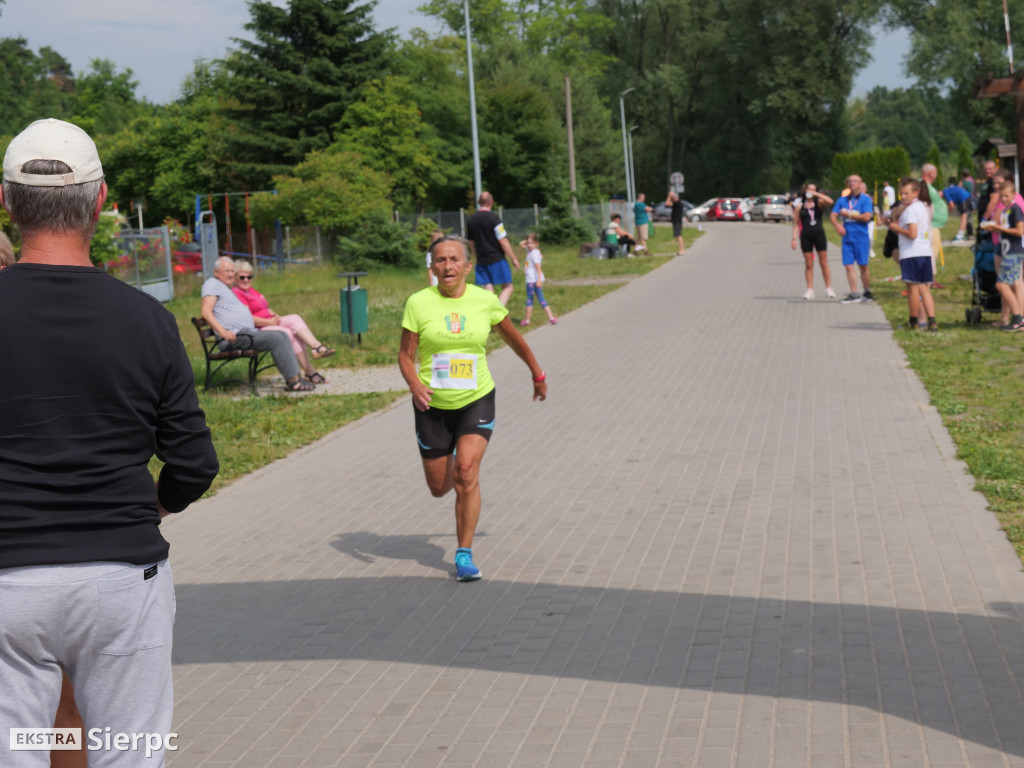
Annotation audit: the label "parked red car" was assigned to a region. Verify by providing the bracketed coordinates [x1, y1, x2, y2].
[709, 198, 745, 221]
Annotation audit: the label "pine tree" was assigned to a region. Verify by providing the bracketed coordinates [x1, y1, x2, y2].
[220, 0, 394, 189]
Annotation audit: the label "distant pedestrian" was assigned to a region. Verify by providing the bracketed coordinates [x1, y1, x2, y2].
[633, 192, 653, 253]
[791, 182, 835, 299]
[666, 190, 686, 255]
[888, 177, 937, 331]
[603, 213, 636, 256]
[942, 176, 970, 242]
[921, 164, 947, 273]
[466, 191, 520, 306]
[830, 174, 875, 303]
[426, 229, 444, 287]
[986, 169, 1024, 328]
[962, 168, 976, 236]
[983, 180, 1024, 332]
[882, 180, 896, 213]
[517, 232, 557, 326]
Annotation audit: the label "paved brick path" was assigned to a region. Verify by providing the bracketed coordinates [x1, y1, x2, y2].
[165, 223, 1024, 767]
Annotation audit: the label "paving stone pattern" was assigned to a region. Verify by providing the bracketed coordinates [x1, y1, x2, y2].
[165, 223, 1024, 767]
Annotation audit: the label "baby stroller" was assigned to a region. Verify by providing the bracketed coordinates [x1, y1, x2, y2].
[965, 240, 1000, 324]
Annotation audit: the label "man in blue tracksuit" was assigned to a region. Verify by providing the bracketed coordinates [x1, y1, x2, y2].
[830, 174, 876, 303]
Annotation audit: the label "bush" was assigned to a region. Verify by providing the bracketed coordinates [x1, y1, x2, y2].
[831, 147, 911, 200]
[538, 187, 592, 245]
[336, 209, 418, 270]
[412, 217, 443, 253]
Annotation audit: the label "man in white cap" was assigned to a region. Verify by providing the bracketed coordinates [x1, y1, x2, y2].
[0, 119, 219, 764]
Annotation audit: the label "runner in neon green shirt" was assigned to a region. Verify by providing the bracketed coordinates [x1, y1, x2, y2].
[399, 236, 547, 581]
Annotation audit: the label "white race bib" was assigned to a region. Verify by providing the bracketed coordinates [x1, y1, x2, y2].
[431, 353, 478, 390]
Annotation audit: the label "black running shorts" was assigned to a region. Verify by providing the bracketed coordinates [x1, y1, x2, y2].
[414, 388, 496, 459]
[800, 229, 828, 254]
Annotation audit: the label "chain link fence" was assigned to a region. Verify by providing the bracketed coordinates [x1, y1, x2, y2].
[396, 201, 637, 243]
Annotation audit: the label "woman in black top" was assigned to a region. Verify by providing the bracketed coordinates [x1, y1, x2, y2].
[791, 182, 835, 299]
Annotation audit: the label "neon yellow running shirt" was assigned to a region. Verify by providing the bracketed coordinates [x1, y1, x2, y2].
[402, 285, 509, 409]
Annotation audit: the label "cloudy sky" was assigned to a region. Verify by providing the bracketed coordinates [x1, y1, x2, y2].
[2, 0, 907, 105]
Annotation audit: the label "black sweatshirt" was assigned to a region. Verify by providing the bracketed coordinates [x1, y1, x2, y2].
[0, 262, 219, 568]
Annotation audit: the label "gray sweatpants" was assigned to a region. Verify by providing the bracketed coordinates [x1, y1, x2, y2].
[222, 329, 300, 381]
[0, 560, 175, 767]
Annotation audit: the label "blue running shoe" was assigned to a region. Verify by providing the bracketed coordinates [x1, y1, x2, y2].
[455, 548, 481, 581]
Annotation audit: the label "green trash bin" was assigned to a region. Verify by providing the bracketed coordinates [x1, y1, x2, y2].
[340, 286, 368, 334]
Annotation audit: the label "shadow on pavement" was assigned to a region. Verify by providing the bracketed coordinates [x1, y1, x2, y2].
[330, 531, 451, 573]
[173, 577, 1024, 757]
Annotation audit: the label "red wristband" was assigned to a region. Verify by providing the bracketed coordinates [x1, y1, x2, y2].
[533, 371, 546, 383]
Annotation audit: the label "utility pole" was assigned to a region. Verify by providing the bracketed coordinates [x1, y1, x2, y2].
[619, 88, 635, 203]
[465, 0, 482, 204]
[565, 75, 578, 215]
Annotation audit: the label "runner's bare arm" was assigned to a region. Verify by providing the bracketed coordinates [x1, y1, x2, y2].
[492, 317, 546, 401]
[399, 328, 433, 411]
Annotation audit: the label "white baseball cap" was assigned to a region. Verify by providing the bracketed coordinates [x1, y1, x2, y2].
[3, 118, 104, 187]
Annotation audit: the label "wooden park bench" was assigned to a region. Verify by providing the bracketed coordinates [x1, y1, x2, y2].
[190, 317, 274, 395]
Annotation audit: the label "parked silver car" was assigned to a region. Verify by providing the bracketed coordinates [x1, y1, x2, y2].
[750, 194, 792, 222]
[688, 198, 720, 222]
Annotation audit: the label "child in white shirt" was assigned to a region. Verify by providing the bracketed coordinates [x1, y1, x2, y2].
[518, 232, 558, 326]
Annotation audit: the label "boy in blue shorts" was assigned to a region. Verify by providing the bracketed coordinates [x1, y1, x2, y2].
[830, 174, 876, 303]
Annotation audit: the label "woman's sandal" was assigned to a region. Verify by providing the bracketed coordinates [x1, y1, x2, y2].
[311, 345, 335, 360]
[286, 378, 316, 392]
[306, 372, 327, 384]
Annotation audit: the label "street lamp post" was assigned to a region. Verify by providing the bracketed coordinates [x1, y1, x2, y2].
[619, 88, 635, 204]
[465, 0, 482, 205]
[628, 125, 638, 206]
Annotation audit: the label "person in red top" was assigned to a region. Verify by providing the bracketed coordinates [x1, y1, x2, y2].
[231, 259, 335, 385]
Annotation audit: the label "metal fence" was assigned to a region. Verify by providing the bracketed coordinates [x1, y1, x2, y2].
[396, 201, 637, 242]
[108, 226, 175, 302]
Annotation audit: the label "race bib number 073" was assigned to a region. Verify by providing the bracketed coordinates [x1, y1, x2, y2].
[431, 353, 478, 390]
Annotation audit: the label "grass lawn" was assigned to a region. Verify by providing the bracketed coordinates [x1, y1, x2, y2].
[164, 224, 700, 494]
[828, 221, 1024, 566]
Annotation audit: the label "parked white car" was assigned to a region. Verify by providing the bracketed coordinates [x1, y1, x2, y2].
[750, 195, 793, 222]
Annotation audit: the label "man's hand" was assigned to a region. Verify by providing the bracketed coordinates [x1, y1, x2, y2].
[221, 329, 237, 342]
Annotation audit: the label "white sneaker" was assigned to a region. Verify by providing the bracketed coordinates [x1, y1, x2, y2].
[826, 287, 837, 299]
[802, 288, 815, 300]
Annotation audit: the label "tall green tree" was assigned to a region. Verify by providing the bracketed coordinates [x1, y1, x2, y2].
[417, 1, 619, 206]
[846, 86, 973, 166]
[220, 0, 394, 189]
[70, 59, 145, 137]
[0, 38, 75, 137]
[884, 0, 1020, 143]
[590, 0, 883, 198]
[100, 61, 232, 224]
[334, 76, 446, 210]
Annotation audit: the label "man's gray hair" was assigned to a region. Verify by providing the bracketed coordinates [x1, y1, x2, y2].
[214, 256, 236, 271]
[2, 160, 103, 237]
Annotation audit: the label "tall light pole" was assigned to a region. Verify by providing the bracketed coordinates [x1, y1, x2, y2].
[619, 88, 635, 203]
[465, 0, 482, 205]
[628, 125, 638, 205]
